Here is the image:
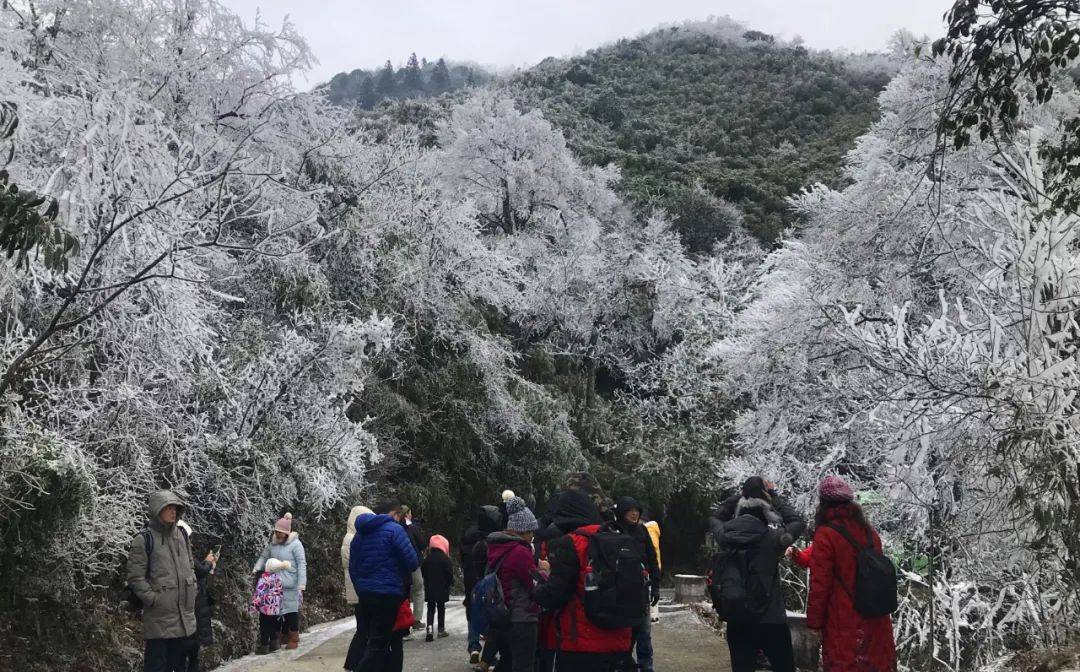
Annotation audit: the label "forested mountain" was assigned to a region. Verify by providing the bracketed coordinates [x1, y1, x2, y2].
[322, 54, 493, 108]
[511, 19, 895, 247]
[6, 1, 1080, 670]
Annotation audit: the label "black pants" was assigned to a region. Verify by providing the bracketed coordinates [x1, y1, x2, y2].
[387, 632, 404, 672]
[494, 623, 538, 672]
[356, 592, 403, 672]
[726, 622, 796, 672]
[258, 612, 300, 645]
[425, 601, 446, 632]
[144, 637, 189, 672]
[345, 603, 365, 670]
[181, 637, 200, 672]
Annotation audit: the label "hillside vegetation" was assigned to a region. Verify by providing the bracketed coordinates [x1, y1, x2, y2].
[511, 19, 894, 247]
[323, 54, 493, 108]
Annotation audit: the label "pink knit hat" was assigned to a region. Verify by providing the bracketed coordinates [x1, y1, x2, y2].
[274, 512, 293, 534]
[819, 476, 855, 503]
[429, 534, 450, 556]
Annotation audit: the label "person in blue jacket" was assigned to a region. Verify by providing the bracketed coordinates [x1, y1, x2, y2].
[349, 500, 420, 672]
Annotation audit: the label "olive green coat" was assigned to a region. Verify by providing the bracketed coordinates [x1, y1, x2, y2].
[126, 490, 197, 640]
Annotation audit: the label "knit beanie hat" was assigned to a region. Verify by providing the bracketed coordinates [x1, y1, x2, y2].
[505, 496, 538, 532]
[741, 476, 768, 500]
[501, 489, 516, 502]
[274, 512, 293, 534]
[819, 476, 855, 503]
[429, 534, 450, 556]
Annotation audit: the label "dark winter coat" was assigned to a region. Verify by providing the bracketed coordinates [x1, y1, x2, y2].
[535, 491, 630, 655]
[404, 519, 428, 554]
[613, 497, 661, 601]
[709, 494, 807, 624]
[193, 559, 214, 646]
[486, 532, 539, 623]
[126, 490, 197, 640]
[421, 548, 454, 604]
[807, 504, 897, 672]
[462, 505, 502, 600]
[349, 514, 420, 597]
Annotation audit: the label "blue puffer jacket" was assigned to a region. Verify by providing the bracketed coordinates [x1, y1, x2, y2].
[349, 514, 420, 597]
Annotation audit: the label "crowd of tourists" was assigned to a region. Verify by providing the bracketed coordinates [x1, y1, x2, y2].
[125, 471, 897, 672]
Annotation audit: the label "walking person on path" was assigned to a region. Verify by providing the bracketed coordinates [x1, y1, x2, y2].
[805, 476, 897, 672]
[709, 476, 806, 672]
[176, 520, 217, 672]
[421, 534, 454, 642]
[486, 496, 541, 672]
[342, 505, 374, 670]
[400, 505, 428, 632]
[349, 500, 420, 672]
[126, 490, 198, 672]
[613, 497, 661, 672]
[252, 513, 308, 651]
[643, 516, 662, 623]
[534, 489, 632, 672]
[461, 504, 503, 664]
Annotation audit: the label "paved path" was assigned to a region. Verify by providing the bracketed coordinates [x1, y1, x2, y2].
[216, 601, 730, 672]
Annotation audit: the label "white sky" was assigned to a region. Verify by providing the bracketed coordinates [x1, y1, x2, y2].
[221, 0, 954, 88]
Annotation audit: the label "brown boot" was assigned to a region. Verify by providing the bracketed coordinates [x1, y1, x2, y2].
[286, 631, 300, 650]
[268, 634, 281, 653]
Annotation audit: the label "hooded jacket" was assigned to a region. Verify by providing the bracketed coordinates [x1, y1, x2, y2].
[709, 494, 806, 624]
[462, 505, 502, 602]
[341, 505, 373, 604]
[126, 490, 197, 640]
[253, 530, 307, 614]
[349, 513, 420, 597]
[486, 532, 539, 623]
[535, 490, 631, 655]
[613, 496, 661, 601]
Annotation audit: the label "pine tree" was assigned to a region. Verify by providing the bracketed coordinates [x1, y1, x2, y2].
[402, 52, 424, 92]
[376, 59, 396, 97]
[430, 58, 451, 93]
[359, 77, 379, 109]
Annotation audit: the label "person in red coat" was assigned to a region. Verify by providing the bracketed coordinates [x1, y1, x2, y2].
[534, 490, 632, 672]
[806, 476, 897, 672]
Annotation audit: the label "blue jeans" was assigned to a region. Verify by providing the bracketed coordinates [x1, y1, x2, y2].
[466, 601, 481, 653]
[633, 615, 654, 671]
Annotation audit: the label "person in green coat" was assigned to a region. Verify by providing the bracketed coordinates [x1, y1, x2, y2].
[126, 490, 197, 672]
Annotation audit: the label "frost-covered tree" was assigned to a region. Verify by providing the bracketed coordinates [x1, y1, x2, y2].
[719, 39, 1080, 669]
[0, 0, 397, 624]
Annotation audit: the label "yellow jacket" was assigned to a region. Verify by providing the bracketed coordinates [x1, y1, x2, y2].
[644, 520, 661, 572]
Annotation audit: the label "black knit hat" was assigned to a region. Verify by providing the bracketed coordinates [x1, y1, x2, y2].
[741, 476, 768, 500]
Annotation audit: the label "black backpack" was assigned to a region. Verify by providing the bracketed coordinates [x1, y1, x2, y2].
[123, 526, 188, 612]
[824, 523, 898, 617]
[707, 545, 771, 623]
[578, 527, 649, 629]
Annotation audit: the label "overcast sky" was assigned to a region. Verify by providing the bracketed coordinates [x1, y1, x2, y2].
[221, 0, 953, 88]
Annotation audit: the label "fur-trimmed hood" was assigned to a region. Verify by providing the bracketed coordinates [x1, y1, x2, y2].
[735, 497, 783, 526]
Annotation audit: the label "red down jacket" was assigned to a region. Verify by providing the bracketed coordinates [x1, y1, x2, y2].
[806, 504, 897, 672]
[535, 524, 632, 654]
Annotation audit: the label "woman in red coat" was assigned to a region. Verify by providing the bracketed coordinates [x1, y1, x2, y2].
[806, 476, 897, 672]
